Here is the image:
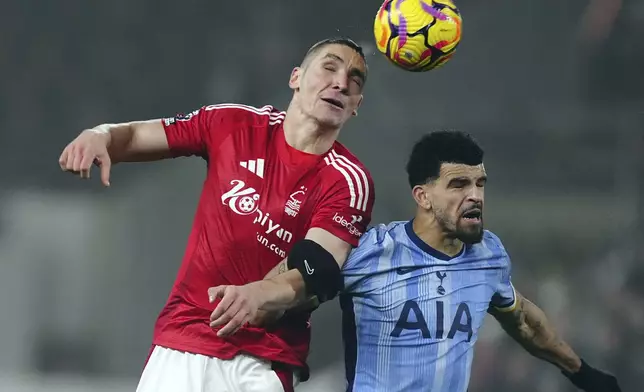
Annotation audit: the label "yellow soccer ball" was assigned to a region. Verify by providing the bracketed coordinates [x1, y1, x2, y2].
[374, 0, 462, 72]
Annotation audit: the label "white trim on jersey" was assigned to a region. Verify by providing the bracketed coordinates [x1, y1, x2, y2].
[240, 159, 265, 178]
[330, 150, 370, 212]
[493, 282, 518, 313]
[324, 150, 370, 212]
[204, 103, 286, 125]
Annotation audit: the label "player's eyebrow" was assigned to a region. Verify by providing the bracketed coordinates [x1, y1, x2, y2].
[447, 177, 471, 186]
[323, 53, 345, 63]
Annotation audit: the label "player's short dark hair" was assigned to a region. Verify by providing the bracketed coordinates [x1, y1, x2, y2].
[406, 130, 484, 187]
[304, 37, 366, 63]
[302, 37, 368, 82]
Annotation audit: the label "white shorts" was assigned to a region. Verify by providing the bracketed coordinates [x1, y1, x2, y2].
[136, 345, 299, 392]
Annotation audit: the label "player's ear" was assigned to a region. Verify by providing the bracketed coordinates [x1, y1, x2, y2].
[412, 184, 432, 211]
[289, 67, 302, 91]
[352, 95, 364, 116]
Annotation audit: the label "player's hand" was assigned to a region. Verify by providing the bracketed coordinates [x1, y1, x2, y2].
[208, 283, 265, 337]
[59, 129, 112, 186]
[249, 309, 286, 328]
[563, 359, 621, 392]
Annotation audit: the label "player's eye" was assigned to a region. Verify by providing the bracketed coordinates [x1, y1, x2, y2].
[324, 65, 336, 72]
[448, 179, 468, 188]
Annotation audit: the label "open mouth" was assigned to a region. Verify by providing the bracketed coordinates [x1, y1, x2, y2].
[321, 98, 345, 109]
[462, 209, 482, 222]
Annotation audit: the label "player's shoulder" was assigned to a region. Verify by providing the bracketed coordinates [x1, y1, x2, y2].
[203, 102, 286, 127]
[344, 221, 409, 270]
[327, 142, 371, 173]
[466, 229, 512, 267]
[319, 143, 374, 203]
[360, 220, 407, 245]
[324, 143, 372, 188]
[480, 230, 507, 252]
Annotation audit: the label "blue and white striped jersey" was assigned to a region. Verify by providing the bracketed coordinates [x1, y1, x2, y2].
[340, 220, 516, 392]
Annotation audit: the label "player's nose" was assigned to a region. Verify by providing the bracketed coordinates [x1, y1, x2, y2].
[332, 74, 350, 94]
[467, 186, 484, 203]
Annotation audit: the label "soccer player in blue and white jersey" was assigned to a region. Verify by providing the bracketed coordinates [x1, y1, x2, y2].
[340, 130, 620, 392]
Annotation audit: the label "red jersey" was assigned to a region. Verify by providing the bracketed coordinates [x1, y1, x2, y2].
[153, 103, 375, 375]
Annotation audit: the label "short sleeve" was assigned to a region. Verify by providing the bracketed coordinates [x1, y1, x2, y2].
[489, 252, 517, 312]
[341, 225, 386, 294]
[161, 105, 233, 158]
[309, 167, 375, 247]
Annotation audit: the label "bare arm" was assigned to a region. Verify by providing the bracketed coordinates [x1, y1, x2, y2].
[489, 291, 582, 373]
[263, 259, 320, 312]
[59, 120, 172, 186]
[256, 227, 351, 312]
[94, 120, 171, 163]
[263, 258, 289, 280]
[219, 230, 341, 329]
[208, 228, 351, 336]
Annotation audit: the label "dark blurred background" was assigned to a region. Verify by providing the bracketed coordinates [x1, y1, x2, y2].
[0, 0, 642, 391]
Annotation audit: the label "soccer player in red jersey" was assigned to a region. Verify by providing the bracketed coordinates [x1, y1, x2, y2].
[58, 37, 375, 392]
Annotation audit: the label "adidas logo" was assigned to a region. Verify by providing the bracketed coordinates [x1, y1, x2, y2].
[240, 159, 265, 178]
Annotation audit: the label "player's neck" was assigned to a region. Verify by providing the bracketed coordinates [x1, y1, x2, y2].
[413, 216, 464, 257]
[283, 109, 340, 155]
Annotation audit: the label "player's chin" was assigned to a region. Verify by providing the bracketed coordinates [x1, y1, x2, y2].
[314, 109, 351, 127]
[457, 221, 484, 244]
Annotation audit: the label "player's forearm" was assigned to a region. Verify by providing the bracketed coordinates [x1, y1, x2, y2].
[263, 259, 289, 280]
[257, 269, 311, 312]
[256, 234, 350, 312]
[94, 120, 170, 163]
[500, 298, 581, 373]
[263, 259, 319, 312]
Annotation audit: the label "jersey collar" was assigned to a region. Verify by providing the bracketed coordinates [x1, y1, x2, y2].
[404, 219, 465, 261]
